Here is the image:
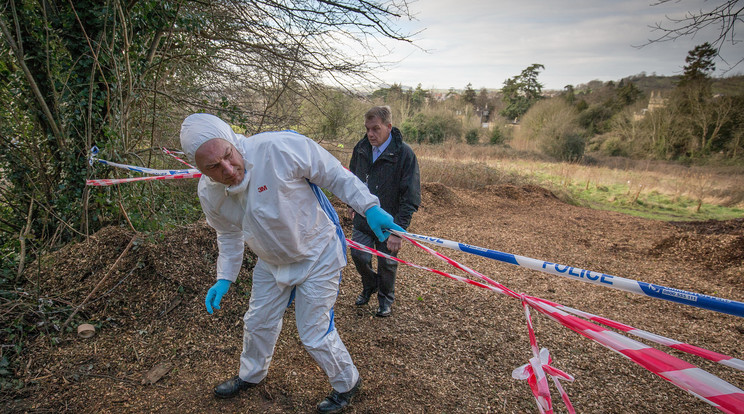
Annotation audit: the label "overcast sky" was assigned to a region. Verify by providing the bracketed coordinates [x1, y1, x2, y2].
[371, 0, 744, 91]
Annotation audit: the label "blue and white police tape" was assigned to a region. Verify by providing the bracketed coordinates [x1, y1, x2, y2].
[89, 146, 198, 176]
[394, 230, 744, 318]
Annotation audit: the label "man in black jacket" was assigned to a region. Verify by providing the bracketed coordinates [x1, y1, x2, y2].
[348, 106, 421, 317]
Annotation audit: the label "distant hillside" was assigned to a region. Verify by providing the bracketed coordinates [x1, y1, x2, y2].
[712, 74, 744, 95]
[413, 74, 744, 98]
[572, 73, 744, 97]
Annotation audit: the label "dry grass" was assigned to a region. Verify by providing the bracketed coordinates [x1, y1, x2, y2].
[323, 141, 743, 215]
[408, 143, 744, 208]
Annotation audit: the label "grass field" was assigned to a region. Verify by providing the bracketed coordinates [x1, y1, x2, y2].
[406, 143, 744, 222]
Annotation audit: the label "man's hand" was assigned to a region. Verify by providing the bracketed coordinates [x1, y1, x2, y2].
[347, 207, 355, 220]
[205, 279, 232, 314]
[365, 205, 403, 242]
[386, 234, 402, 254]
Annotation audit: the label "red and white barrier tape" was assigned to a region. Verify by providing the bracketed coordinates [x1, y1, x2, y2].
[86, 172, 202, 186]
[532, 298, 744, 372]
[346, 238, 576, 413]
[346, 235, 744, 413]
[161, 147, 196, 168]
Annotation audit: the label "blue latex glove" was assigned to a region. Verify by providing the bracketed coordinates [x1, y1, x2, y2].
[365, 205, 404, 242]
[205, 279, 232, 314]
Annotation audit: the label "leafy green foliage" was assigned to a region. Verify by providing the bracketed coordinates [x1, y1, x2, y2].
[680, 43, 717, 87]
[578, 104, 615, 135]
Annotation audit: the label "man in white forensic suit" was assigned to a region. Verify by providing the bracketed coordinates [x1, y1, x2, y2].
[180, 113, 402, 413]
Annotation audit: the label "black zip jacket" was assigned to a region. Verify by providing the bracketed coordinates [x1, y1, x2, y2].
[349, 127, 421, 234]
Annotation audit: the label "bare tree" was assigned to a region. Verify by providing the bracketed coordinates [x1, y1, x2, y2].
[641, 0, 743, 71]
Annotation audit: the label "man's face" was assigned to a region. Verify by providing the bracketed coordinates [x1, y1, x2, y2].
[365, 116, 392, 147]
[195, 138, 245, 186]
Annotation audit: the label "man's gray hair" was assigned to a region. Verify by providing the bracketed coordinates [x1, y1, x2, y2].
[365, 106, 392, 125]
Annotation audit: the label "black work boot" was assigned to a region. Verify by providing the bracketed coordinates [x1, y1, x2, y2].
[355, 293, 371, 306]
[317, 377, 362, 413]
[375, 303, 392, 317]
[354, 286, 377, 306]
[213, 375, 258, 398]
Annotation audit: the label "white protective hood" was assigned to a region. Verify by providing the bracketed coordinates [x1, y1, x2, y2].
[180, 113, 242, 163]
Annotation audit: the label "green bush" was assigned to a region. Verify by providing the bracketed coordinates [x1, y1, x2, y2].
[465, 128, 480, 145]
[489, 128, 505, 145]
[539, 132, 586, 162]
[579, 104, 615, 135]
[401, 111, 459, 144]
[521, 99, 587, 161]
[600, 136, 628, 157]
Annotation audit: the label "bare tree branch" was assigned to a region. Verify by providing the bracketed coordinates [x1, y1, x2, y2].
[638, 0, 743, 70]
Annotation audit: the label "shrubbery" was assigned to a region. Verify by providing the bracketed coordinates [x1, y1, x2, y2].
[540, 132, 586, 162]
[401, 111, 461, 144]
[465, 128, 480, 145]
[519, 99, 587, 161]
[489, 127, 506, 145]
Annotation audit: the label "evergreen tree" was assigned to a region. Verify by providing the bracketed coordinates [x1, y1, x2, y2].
[462, 83, 477, 106]
[680, 42, 717, 87]
[500, 64, 545, 121]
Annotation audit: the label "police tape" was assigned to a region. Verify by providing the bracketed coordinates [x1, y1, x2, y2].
[161, 147, 195, 168]
[89, 156, 198, 176]
[512, 347, 575, 414]
[391, 231, 744, 372]
[523, 294, 744, 413]
[87, 146, 201, 186]
[395, 231, 744, 318]
[86, 172, 202, 186]
[518, 298, 575, 414]
[512, 297, 576, 414]
[347, 238, 576, 413]
[535, 298, 744, 371]
[346, 235, 744, 413]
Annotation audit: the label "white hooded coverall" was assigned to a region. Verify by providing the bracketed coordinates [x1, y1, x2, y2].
[180, 113, 379, 393]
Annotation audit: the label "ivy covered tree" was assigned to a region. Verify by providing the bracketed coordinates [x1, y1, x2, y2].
[0, 0, 414, 262]
[674, 43, 731, 156]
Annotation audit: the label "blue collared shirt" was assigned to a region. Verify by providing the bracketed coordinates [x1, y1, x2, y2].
[372, 132, 392, 162]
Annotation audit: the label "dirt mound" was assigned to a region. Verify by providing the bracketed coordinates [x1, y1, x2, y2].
[30, 225, 136, 297]
[146, 222, 256, 292]
[24, 222, 256, 318]
[670, 217, 744, 235]
[649, 218, 744, 270]
[483, 183, 558, 201]
[6, 183, 744, 414]
[420, 182, 459, 207]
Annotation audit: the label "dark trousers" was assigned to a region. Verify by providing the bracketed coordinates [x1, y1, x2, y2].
[350, 228, 398, 308]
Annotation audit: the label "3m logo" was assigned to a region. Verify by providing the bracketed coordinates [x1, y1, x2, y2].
[258, 185, 268, 193]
